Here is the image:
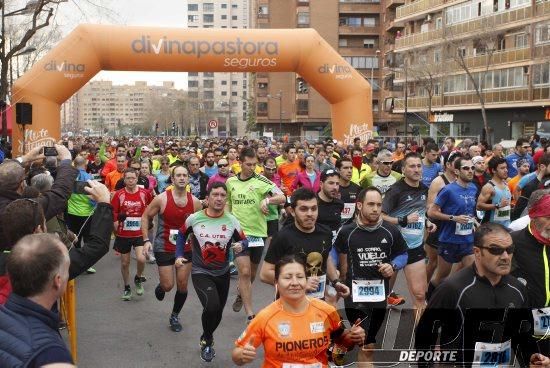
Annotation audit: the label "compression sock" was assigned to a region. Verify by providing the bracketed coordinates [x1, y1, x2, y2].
[172, 290, 188, 315]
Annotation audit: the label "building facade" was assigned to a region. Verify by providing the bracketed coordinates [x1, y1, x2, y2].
[251, 0, 404, 140]
[62, 81, 186, 135]
[187, 0, 250, 137]
[392, 0, 550, 142]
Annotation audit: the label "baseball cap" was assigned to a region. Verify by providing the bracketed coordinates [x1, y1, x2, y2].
[320, 168, 340, 182]
[110, 141, 117, 147]
[141, 146, 151, 152]
[472, 156, 484, 165]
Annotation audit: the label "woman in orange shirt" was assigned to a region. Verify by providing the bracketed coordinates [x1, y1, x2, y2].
[232, 255, 365, 367]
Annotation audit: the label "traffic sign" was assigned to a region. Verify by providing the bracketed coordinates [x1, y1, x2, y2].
[208, 119, 218, 129]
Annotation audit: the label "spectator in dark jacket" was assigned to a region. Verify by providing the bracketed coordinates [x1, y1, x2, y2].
[0, 233, 75, 367]
[188, 156, 209, 200]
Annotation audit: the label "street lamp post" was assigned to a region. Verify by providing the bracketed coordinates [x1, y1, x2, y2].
[267, 90, 282, 139]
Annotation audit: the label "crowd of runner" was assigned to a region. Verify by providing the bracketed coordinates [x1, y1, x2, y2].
[0, 134, 549, 367]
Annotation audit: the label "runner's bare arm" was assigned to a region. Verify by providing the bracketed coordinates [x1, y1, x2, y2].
[141, 194, 163, 240]
[426, 177, 443, 213]
[476, 184, 496, 211]
[192, 195, 203, 212]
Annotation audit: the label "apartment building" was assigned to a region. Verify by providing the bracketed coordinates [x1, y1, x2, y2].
[392, 0, 550, 141]
[187, 0, 250, 137]
[62, 81, 186, 135]
[252, 0, 404, 140]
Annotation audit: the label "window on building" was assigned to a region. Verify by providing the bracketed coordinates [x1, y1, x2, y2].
[204, 80, 214, 88]
[515, 33, 528, 48]
[344, 56, 379, 69]
[203, 3, 214, 11]
[232, 91, 238, 96]
[221, 3, 227, 8]
[297, 100, 309, 114]
[188, 15, 199, 22]
[188, 91, 199, 99]
[188, 4, 198, 11]
[259, 5, 269, 15]
[535, 22, 550, 44]
[533, 63, 550, 85]
[221, 15, 227, 19]
[339, 38, 348, 47]
[297, 12, 310, 26]
[257, 102, 268, 111]
[204, 72, 214, 77]
[434, 49, 441, 63]
[188, 80, 198, 88]
[364, 17, 376, 27]
[221, 81, 227, 85]
[363, 38, 376, 48]
[232, 4, 238, 8]
[204, 91, 214, 99]
[232, 15, 238, 20]
[221, 91, 228, 96]
[203, 14, 214, 22]
[435, 17, 443, 29]
[457, 47, 467, 58]
[232, 80, 238, 85]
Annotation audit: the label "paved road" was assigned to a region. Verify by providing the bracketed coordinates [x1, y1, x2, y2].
[75, 246, 412, 367]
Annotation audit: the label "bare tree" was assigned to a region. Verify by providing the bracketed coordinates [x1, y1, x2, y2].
[444, 17, 502, 144]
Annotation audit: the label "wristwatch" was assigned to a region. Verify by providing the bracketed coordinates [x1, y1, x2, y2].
[449, 215, 454, 221]
[391, 264, 397, 272]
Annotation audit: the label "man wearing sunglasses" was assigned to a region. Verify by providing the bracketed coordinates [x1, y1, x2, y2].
[506, 138, 535, 179]
[416, 223, 549, 367]
[428, 157, 478, 295]
[207, 158, 231, 192]
[360, 149, 402, 198]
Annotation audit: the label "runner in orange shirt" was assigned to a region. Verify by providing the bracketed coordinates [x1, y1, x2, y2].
[105, 154, 127, 193]
[278, 144, 301, 196]
[232, 255, 365, 367]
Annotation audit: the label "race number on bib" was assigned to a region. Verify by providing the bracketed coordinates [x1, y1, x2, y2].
[247, 236, 264, 248]
[473, 340, 511, 367]
[123, 217, 141, 231]
[494, 206, 511, 222]
[306, 274, 326, 299]
[532, 308, 550, 337]
[169, 229, 179, 245]
[341, 203, 355, 220]
[282, 363, 322, 368]
[455, 220, 474, 236]
[352, 279, 385, 303]
[402, 217, 424, 237]
[92, 173, 101, 181]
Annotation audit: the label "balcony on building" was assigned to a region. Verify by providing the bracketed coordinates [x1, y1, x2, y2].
[339, 0, 381, 14]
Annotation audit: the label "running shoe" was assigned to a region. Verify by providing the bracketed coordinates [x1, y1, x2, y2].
[387, 292, 405, 306]
[155, 284, 165, 301]
[247, 315, 255, 325]
[229, 262, 238, 276]
[232, 294, 243, 312]
[122, 287, 132, 301]
[200, 345, 215, 362]
[134, 276, 144, 296]
[86, 267, 96, 274]
[140, 275, 147, 283]
[169, 314, 182, 332]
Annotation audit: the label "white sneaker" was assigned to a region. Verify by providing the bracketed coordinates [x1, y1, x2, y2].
[148, 250, 156, 264]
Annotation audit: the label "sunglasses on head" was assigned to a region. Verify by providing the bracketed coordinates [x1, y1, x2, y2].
[478, 244, 515, 255]
[461, 165, 475, 171]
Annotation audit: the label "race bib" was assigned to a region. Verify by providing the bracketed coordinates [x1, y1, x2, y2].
[402, 216, 424, 237]
[169, 229, 178, 245]
[494, 206, 511, 222]
[473, 340, 511, 367]
[282, 363, 322, 368]
[341, 203, 355, 220]
[306, 274, 326, 299]
[123, 217, 141, 231]
[455, 220, 474, 236]
[92, 173, 101, 180]
[532, 308, 550, 337]
[247, 236, 264, 248]
[352, 279, 385, 303]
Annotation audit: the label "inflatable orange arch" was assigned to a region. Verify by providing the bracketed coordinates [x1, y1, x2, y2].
[12, 24, 372, 153]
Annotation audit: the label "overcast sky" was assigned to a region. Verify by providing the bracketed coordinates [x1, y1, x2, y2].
[56, 0, 189, 89]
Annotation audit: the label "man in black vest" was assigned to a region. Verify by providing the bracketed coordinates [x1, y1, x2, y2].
[0, 233, 74, 367]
